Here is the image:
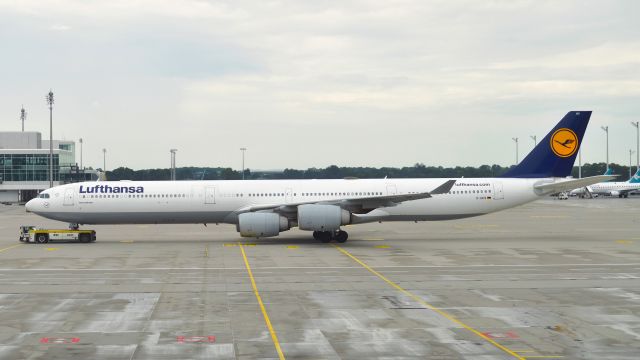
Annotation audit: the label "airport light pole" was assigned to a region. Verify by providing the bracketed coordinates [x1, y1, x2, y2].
[630, 150, 635, 179]
[601, 126, 609, 171]
[170, 149, 177, 181]
[512, 138, 519, 165]
[20, 106, 26, 132]
[46, 90, 54, 188]
[530, 135, 537, 149]
[102, 148, 107, 173]
[632, 122, 639, 172]
[578, 148, 582, 179]
[240, 147, 247, 180]
[79, 138, 83, 170]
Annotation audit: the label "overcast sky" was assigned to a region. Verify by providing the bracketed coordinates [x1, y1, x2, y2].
[1, 0, 639, 171]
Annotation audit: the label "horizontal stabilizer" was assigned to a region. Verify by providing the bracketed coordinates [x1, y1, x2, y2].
[534, 175, 615, 194]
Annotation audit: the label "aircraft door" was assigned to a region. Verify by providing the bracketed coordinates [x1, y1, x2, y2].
[493, 182, 504, 200]
[63, 188, 74, 206]
[285, 188, 292, 203]
[386, 184, 397, 196]
[205, 186, 216, 204]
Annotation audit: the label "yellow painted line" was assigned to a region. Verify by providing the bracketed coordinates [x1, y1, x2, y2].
[286, 245, 298, 249]
[224, 243, 236, 247]
[205, 245, 209, 257]
[616, 240, 633, 245]
[0, 244, 23, 254]
[45, 248, 59, 251]
[333, 245, 525, 360]
[374, 245, 390, 249]
[529, 215, 569, 219]
[238, 244, 285, 360]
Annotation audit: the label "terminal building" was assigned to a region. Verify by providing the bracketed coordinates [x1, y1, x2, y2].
[0, 132, 97, 203]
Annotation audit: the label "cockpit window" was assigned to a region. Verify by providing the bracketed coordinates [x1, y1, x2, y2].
[38, 193, 50, 199]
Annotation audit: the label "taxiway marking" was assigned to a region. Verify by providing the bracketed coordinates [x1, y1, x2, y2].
[334, 244, 525, 360]
[0, 263, 639, 271]
[238, 244, 285, 360]
[0, 244, 23, 254]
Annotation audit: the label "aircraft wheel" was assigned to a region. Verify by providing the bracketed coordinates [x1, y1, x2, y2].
[334, 230, 348, 243]
[36, 234, 48, 244]
[317, 231, 332, 243]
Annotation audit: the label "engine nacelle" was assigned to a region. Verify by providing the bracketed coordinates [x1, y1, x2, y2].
[298, 204, 350, 231]
[237, 213, 290, 238]
[610, 190, 620, 196]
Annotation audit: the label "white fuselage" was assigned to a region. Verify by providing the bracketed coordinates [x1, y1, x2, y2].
[27, 178, 544, 225]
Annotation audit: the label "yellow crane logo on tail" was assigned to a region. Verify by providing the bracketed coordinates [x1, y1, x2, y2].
[550, 128, 578, 158]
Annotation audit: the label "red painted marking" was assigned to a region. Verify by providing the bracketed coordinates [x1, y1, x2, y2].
[40, 337, 81, 344]
[176, 335, 216, 343]
[482, 331, 519, 339]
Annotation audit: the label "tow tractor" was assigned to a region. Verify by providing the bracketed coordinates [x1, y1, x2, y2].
[19, 225, 96, 244]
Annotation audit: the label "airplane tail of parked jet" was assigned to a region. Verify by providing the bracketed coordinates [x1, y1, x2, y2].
[628, 169, 640, 183]
[502, 111, 590, 178]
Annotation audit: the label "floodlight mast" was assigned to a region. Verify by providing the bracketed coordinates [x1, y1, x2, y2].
[240, 147, 247, 180]
[601, 126, 609, 171]
[512, 138, 519, 165]
[46, 90, 54, 188]
[20, 106, 26, 132]
[530, 135, 537, 148]
[632, 122, 639, 172]
[630, 150, 636, 179]
[79, 138, 83, 170]
[102, 148, 107, 173]
[170, 149, 178, 181]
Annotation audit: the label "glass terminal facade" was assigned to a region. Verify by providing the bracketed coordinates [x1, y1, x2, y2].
[0, 154, 59, 182]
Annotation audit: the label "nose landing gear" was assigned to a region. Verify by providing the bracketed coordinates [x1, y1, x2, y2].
[313, 230, 349, 243]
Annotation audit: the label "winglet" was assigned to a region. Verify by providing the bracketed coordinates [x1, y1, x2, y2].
[430, 179, 456, 195]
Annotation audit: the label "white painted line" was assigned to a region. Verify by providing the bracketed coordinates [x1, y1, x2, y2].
[0, 263, 639, 271]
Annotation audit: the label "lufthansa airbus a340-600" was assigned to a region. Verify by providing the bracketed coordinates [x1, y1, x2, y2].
[27, 111, 611, 243]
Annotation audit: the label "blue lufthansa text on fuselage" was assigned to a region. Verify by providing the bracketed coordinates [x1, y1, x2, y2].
[79, 185, 144, 194]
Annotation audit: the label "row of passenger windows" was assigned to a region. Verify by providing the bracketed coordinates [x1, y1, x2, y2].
[448, 190, 491, 194]
[243, 192, 384, 197]
[81, 194, 188, 199]
[79, 190, 490, 199]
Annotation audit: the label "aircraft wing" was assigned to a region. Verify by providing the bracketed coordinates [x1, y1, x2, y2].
[236, 179, 456, 214]
[534, 175, 616, 194]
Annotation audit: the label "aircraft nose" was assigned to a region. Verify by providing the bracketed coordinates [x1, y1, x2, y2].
[25, 199, 35, 213]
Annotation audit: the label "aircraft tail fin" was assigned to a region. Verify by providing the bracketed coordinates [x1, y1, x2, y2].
[501, 111, 591, 178]
[629, 168, 640, 183]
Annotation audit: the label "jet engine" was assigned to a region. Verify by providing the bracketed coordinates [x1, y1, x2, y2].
[237, 213, 290, 238]
[610, 191, 620, 196]
[298, 204, 351, 231]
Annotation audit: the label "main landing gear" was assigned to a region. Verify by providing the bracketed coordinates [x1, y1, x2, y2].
[313, 230, 349, 243]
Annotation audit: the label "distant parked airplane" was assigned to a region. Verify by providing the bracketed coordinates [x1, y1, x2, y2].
[571, 168, 640, 198]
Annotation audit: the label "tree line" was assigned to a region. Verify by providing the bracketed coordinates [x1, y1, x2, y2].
[106, 162, 636, 181]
